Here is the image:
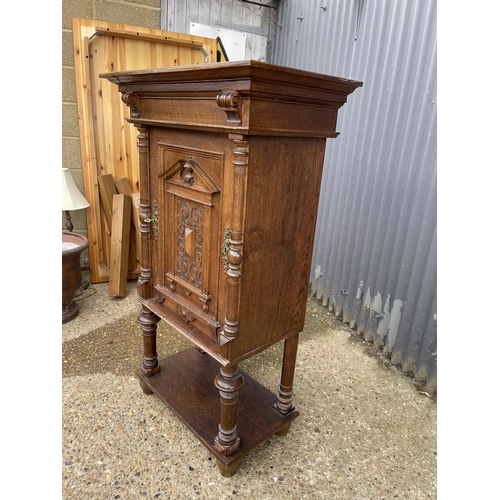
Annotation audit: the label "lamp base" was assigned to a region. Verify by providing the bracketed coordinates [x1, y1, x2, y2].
[62, 231, 89, 324]
[64, 210, 74, 232]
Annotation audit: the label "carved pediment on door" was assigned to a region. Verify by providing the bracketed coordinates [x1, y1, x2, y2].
[164, 158, 220, 196]
[158, 143, 223, 205]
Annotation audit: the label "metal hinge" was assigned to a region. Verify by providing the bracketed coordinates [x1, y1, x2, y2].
[221, 226, 231, 273]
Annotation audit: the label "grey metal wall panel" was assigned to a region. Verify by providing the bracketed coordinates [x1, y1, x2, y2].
[273, 0, 437, 391]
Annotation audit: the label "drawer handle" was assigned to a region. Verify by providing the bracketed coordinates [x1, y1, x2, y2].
[144, 199, 159, 240]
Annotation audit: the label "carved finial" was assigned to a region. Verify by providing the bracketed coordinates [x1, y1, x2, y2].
[179, 160, 195, 186]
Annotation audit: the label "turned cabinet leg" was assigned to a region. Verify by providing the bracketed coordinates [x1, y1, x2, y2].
[275, 332, 300, 417]
[213, 364, 244, 456]
[137, 306, 161, 389]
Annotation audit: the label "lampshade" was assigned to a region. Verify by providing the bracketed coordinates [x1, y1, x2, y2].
[62, 168, 90, 211]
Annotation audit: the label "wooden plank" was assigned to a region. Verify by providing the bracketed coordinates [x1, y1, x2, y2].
[93, 28, 205, 50]
[72, 17, 217, 283]
[97, 172, 117, 270]
[114, 177, 135, 228]
[114, 177, 139, 271]
[97, 174, 118, 232]
[109, 194, 131, 297]
[115, 177, 133, 196]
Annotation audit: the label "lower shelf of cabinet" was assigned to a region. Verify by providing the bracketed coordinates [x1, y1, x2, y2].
[136, 347, 299, 475]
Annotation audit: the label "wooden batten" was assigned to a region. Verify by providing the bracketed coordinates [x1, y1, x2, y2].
[115, 177, 140, 272]
[114, 177, 133, 197]
[97, 174, 118, 269]
[92, 28, 206, 51]
[98, 174, 118, 231]
[109, 194, 132, 297]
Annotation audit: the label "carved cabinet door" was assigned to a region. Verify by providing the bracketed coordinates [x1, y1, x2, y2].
[150, 133, 224, 344]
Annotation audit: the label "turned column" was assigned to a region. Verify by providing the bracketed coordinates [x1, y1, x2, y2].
[213, 364, 244, 455]
[137, 306, 161, 393]
[134, 123, 154, 299]
[219, 138, 249, 347]
[132, 121, 160, 393]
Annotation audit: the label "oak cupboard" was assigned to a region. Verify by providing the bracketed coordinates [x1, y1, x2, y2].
[102, 60, 362, 476]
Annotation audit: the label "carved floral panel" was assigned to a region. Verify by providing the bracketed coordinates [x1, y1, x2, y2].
[176, 197, 204, 289]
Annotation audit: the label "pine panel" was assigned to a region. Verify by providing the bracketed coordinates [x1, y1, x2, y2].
[73, 18, 216, 283]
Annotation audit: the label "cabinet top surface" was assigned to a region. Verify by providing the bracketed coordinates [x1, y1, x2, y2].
[100, 59, 362, 94]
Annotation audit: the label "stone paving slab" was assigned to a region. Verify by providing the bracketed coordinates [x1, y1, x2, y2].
[62, 272, 437, 499]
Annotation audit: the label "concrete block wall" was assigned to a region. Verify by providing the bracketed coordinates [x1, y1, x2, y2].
[61, 0, 161, 245]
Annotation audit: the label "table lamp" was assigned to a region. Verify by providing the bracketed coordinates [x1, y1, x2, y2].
[62, 167, 90, 323]
[62, 167, 89, 231]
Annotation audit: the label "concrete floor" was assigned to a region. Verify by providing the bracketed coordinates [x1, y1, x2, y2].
[62, 271, 437, 499]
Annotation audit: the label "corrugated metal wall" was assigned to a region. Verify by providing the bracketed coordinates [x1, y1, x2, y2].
[160, 0, 437, 391]
[272, 0, 437, 391]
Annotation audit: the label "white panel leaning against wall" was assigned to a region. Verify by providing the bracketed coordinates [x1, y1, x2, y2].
[161, 0, 279, 61]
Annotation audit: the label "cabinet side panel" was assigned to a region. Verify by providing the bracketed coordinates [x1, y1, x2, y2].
[231, 136, 326, 359]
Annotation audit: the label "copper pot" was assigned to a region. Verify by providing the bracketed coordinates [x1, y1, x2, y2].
[62, 231, 89, 323]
